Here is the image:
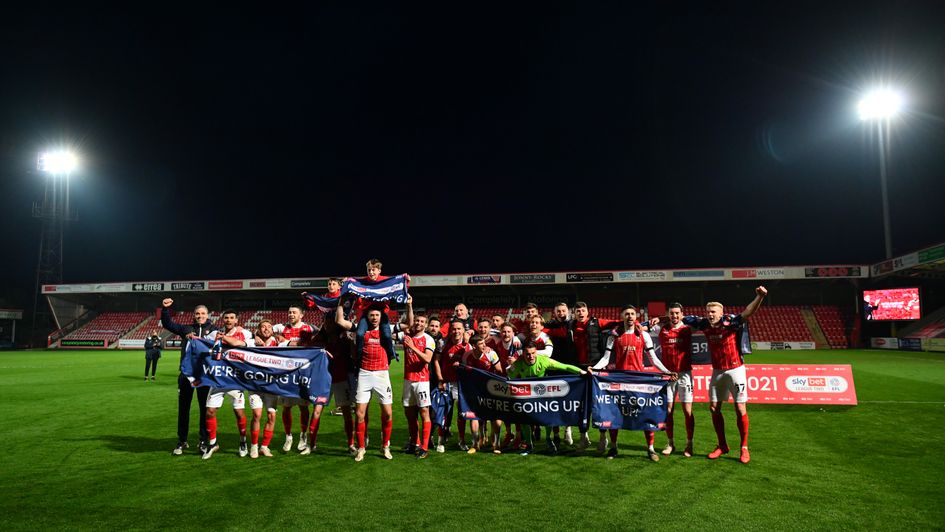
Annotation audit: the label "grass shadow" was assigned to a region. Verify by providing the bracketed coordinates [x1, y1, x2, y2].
[74, 435, 175, 454]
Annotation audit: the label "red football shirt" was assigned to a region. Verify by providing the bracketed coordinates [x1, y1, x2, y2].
[360, 328, 389, 371]
[658, 324, 693, 373]
[404, 332, 435, 382]
[610, 330, 647, 372]
[438, 340, 468, 383]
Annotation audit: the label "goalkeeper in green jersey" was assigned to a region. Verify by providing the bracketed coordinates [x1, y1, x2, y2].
[506, 341, 587, 455]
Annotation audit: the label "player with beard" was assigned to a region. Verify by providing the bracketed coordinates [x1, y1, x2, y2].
[434, 320, 470, 452]
[272, 305, 315, 454]
[593, 305, 676, 462]
[401, 315, 436, 459]
[648, 303, 696, 457]
[202, 310, 256, 460]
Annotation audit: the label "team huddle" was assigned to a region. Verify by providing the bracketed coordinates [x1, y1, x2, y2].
[164, 259, 768, 464]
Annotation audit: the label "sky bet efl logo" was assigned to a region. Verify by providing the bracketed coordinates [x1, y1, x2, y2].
[786, 375, 848, 393]
[488, 379, 570, 398]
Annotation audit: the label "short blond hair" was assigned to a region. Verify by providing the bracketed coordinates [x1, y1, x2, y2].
[365, 258, 383, 270]
[706, 302, 724, 311]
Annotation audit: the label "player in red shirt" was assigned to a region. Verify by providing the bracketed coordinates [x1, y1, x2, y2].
[593, 305, 676, 461]
[461, 334, 504, 453]
[337, 305, 398, 462]
[202, 310, 255, 460]
[434, 320, 470, 452]
[648, 303, 696, 457]
[301, 317, 355, 456]
[683, 286, 767, 464]
[272, 305, 315, 454]
[401, 314, 436, 459]
[247, 319, 279, 458]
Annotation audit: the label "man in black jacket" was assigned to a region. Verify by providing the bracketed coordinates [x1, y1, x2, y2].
[143, 329, 163, 381]
[161, 298, 217, 456]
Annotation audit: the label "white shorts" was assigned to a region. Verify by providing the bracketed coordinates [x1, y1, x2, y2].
[278, 396, 309, 408]
[207, 388, 245, 409]
[710, 365, 748, 404]
[355, 369, 393, 405]
[402, 380, 432, 408]
[331, 381, 353, 408]
[667, 371, 694, 404]
[246, 392, 264, 410]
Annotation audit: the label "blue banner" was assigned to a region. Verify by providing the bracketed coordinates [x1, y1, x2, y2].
[181, 339, 332, 406]
[305, 274, 410, 312]
[591, 371, 670, 431]
[457, 367, 588, 428]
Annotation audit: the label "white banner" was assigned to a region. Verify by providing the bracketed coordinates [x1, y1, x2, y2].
[118, 339, 146, 348]
[870, 337, 900, 349]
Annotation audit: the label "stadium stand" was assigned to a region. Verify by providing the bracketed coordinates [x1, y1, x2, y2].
[83, 304, 856, 348]
[811, 305, 851, 348]
[63, 312, 150, 345]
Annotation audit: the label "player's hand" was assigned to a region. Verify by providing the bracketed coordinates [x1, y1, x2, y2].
[191, 379, 202, 387]
[438, 382, 445, 391]
[162, 298, 173, 308]
[669, 372, 679, 382]
[405, 274, 411, 282]
[406, 294, 413, 305]
[649, 317, 660, 327]
[756, 285, 768, 297]
[185, 332, 196, 340]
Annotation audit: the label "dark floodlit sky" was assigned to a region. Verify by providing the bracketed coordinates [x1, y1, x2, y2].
[1, 3, 944, 307]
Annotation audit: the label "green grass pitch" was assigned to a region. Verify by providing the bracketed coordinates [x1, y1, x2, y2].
[1, 348, 943, 530]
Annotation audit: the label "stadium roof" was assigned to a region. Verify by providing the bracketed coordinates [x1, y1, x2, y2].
[870, 242, 945, 280]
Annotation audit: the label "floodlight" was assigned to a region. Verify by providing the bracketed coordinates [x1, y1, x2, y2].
[38, 151, 78, 174]
[857, 89, 903, 121]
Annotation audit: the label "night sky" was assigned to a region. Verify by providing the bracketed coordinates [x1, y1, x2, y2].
[2, 3, 944, 308]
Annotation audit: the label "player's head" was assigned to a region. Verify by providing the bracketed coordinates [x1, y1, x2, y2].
[449, 320, 465, 342]
[620, 304, 637, 327]
[365, 259, 383, 280]
[412, 314, 428, 334]
[705, 302, 724, 325]
[574, 301, 588, 321]
[477, 318, 492, 338]
[523, 341, 538, 365]
[366, 309, 382, 327]
[327, 277, 342, 293]
[193, 305, 209, 325]
[667, 302, 683, 325]
[427, 317, 441, 335]
[151, 329, 158, 336]
[491, 314, 505, 328]
[500, 323, 516, 342]
[470, 334, 486, 352]
[528, 314, 544, 334]
[257, 319, 273, 338]
[221, 309, 238, 330]
[523, 303, 539, 319]
[553, 302, 570, 321]
[454, 303, 469, 319]
[288, 305, 303, 325]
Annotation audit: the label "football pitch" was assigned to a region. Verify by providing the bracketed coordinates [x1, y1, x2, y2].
[1, 349, 943, 531]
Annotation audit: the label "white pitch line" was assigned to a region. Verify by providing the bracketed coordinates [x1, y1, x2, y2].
[859, 400, 945, 404]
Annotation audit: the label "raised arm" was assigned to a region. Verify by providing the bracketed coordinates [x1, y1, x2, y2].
[160, 298, 188, 337]
[402, 295, 414, 331]
[335, 305, 354, 331]
[740, 285, 768, 320]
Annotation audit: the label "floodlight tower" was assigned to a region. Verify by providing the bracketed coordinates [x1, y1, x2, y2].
[31, 150, 79, 340]
[858, 89, 903, 260]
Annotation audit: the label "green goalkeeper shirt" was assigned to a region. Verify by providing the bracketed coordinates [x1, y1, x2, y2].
[507, 356, 583, 379]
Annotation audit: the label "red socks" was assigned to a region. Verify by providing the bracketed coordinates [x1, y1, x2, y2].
[711, 411, 727, 448]
[282, 409, 292, 435]
[665, 410, 674, 440]
[262, 429, 273, 447]
[207, 418, 218, 442]
[381, 418, 392, 448]
[644, 430, 654, 447]
[357, 421, 366, 449]
[251, 429, 260, 445]
[299, 408, 310, 434]
[737, 414, 749, 448]
[608, 429, 619, 445]
[421, 421, 431, 451]
[237, 417, 247, 437]
[308, 416, 321, 445]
